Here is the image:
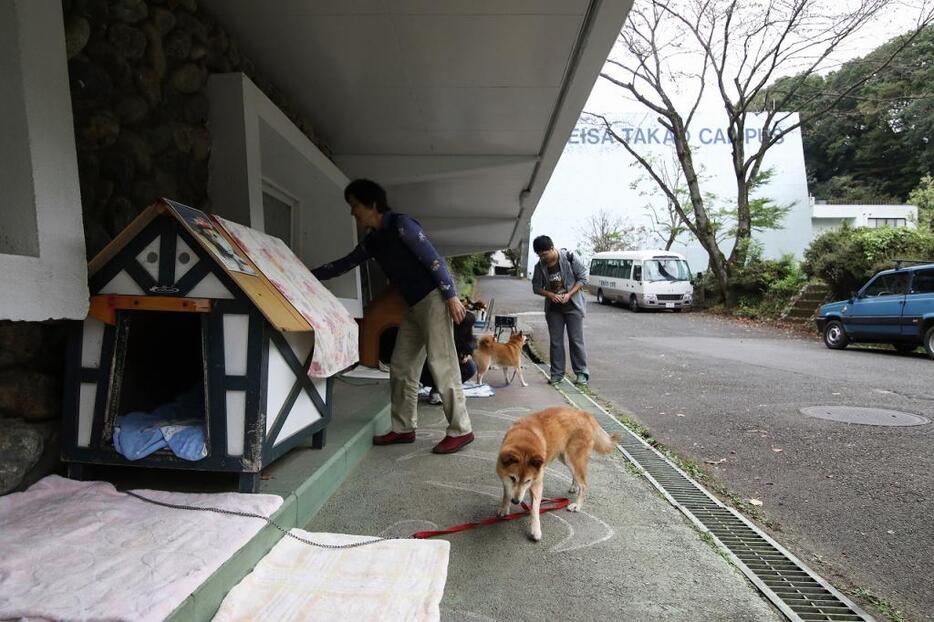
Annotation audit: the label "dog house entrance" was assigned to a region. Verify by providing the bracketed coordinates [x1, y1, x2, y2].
[106, 310, 208, 457]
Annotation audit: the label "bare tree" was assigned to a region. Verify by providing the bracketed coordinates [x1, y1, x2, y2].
[590, 0, 934, 305]
[576, 208, 648, 258]
[630, 152, 691, 249]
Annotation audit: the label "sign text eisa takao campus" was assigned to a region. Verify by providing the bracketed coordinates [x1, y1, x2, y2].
[567, 124, 785, 147]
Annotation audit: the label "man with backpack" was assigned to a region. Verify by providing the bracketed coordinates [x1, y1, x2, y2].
[312, 179, 474, 454]
[531, 235, 590, 386]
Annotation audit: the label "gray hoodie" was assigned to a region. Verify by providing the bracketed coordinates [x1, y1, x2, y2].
[532, 249, 589, 313]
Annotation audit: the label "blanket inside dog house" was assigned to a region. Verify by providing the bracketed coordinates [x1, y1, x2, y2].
[62, 198, 358, 492]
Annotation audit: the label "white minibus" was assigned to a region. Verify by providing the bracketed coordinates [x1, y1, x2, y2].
[587, 250, 694, 312]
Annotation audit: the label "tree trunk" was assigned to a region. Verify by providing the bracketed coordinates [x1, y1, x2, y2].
[728, 178, 752, 268]
[672, 121, 733, 307]
[664, 232, 675, 250]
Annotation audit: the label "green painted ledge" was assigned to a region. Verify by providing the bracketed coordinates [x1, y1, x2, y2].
[165, 386, 390, 622]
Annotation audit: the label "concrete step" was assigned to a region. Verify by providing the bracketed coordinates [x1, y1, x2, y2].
[786, 309, 818, 320]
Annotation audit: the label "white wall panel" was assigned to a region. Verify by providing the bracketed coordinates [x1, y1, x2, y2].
[274, 389, 321, 445]
[225, 390, 246, 457]
[99, 270, 145, 296]
[80, 318, 105, 369]
[223, 314, 250, 375]
[174, 237, 197, 282]
[77, 383, 96, 447]
[265, 341, 296, 433]
[186, 272, 234, 299]
[136, 236, 161, 280]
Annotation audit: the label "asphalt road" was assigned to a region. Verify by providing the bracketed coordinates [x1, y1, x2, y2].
[477, 275, 934, 622]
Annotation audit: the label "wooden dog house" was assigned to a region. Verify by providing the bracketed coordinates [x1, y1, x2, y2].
[62, 199, 358, 492]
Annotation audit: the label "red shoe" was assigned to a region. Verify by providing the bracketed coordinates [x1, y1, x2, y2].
[373, 431, 416, 446]
[432, 432, 475, 454]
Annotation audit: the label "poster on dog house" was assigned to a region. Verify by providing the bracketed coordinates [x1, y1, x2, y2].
[62, 199, 359, 492]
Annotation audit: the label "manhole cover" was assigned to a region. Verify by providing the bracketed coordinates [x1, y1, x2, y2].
[801, 406, 930, 427]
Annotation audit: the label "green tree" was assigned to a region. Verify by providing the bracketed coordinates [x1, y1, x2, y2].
[908, 175, 934, 230]
[710, 169, 792, 244]
[803, 225, 934, 298]
[503, 248, 521, 269]
[764, 25, 934, 201]
[810, 176, 898, 205]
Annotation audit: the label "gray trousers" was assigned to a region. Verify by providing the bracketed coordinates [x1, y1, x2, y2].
[545, 306, 588, 378]
[389, 290, 472, 436]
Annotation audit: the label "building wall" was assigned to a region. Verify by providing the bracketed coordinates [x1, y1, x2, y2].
[0, 0, 330, 496]
[811, 203, 918, 234]
[0, 1, 88, 321]
[528, 111, 812, 275]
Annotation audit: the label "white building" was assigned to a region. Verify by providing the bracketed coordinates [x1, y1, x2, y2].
[529, 110, 917, 274]
[811, 198, 918, 235]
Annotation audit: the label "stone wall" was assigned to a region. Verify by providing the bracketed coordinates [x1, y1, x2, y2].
[0, 0, 327, 495]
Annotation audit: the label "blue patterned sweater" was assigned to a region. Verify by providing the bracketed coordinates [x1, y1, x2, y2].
[312, 211, 456, 306]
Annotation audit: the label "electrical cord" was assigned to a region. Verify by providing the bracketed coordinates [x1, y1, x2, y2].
[124, 490, 390, 549]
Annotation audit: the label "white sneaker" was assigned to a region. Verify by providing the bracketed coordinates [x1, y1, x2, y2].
[428, 392, 442, 405]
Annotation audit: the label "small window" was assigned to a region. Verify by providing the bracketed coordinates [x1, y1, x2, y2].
[910, 269, 934, 294]
[868, 217, 907, 228]
[590, 259, 600, 276]
[862, 272, 909, 297]
[263, 189, 294, 248]
[620, 259, 633, 280]
[632, 263, 642, 282]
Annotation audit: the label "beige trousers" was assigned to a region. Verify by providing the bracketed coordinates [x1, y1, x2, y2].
[389, 290, 472, 436]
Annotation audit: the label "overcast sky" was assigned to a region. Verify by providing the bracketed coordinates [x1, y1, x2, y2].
[585, 0, 932, 113]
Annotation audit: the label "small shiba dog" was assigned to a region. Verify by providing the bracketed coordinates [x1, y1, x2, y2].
[496, 407, 621, 541]
[474, 331, 528, 387]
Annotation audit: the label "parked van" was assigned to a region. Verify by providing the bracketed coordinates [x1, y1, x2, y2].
[587, 250, 693, 312]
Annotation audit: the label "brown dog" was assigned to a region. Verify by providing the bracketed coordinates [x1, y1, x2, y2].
[496, 407, 621, 541]
[474, 332, 528, 387]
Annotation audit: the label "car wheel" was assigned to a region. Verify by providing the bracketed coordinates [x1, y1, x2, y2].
[925, 326, 934, 360]
[596, 289, 608, 305]
[893, 342, 916, 354]
[629, 295, 640, 313]
[823, 320, 849, 350]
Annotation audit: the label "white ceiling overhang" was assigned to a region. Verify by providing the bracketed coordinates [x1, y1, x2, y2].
[201, 0, 633, 255]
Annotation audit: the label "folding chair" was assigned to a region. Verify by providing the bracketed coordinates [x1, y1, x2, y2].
[494, 314, 518, 341]
[474, 297, 494, 331]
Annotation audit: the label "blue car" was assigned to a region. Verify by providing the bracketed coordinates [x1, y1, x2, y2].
[815, 262, 934, 359]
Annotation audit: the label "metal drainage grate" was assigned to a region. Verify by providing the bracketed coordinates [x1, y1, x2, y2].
[535, 362, 873, 622]
[614, 436, 871, 621]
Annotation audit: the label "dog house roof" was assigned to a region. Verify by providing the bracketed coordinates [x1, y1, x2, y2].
[88, 199, 359, 377]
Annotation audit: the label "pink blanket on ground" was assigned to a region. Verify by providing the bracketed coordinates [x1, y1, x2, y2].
[0, 475, 282, 622]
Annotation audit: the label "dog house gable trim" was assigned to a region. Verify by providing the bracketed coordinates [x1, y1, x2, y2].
[89, 214, 243, 303]
[88, 202, 312, 332]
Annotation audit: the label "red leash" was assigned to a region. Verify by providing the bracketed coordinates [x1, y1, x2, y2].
[412, 497, 570, 539]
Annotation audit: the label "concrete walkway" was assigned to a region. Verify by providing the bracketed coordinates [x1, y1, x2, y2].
[307, 360, 781, 620]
